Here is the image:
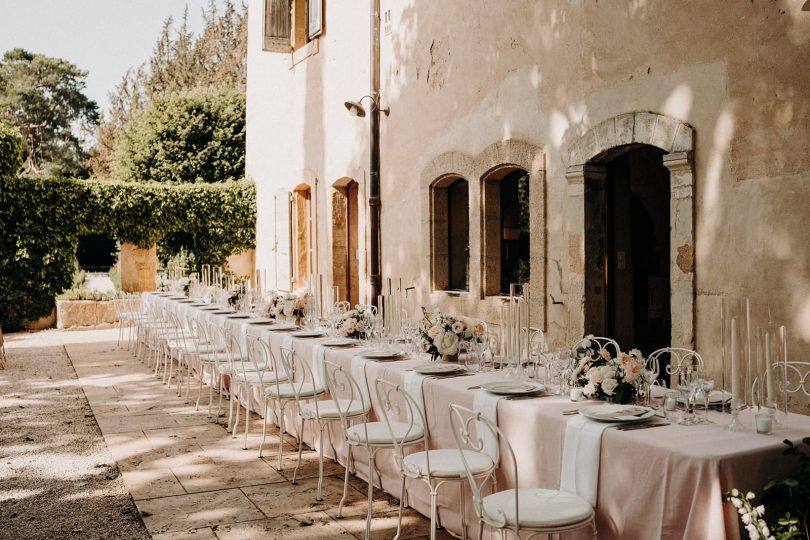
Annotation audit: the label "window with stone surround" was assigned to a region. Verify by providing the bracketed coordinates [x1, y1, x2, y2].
[263, 0, 323, 53]
[431, 176, 469, 292]
[482, 167, 530, 296]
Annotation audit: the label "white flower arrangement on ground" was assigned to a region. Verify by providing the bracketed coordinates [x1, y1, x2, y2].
[572, 335, 644, 404]
[335, 304, 375, 339]
[418, 309, 486, 361]
[724, 490, 777, 540]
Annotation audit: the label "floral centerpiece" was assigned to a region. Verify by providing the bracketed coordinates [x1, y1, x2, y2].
[418, 309, 486, 362]
[335, 304, 375, 339]
[572, 335, 644, 404]
[263, 291, 311, 322]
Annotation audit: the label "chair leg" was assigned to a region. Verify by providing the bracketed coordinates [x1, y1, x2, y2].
[393, 474, 406, 540]
[430, 487, 438, 540]
[227, 379, 236, 432]
[208, 375, 215, 419]
[259, 400, 269, 458]
[195, 365, 205, 411]
[292, 417, 305, 485]
[277, 401, 286, 471]
[233, 385, 242, 440]
[460, 481, 468, 540]
[365, 449, 376, 540]
[477, 520, 484, 540]
[337, 445, 352, 518]
[316, 422, 325, 501]
[216, 374, 224, 423]
[243, 385, 251, 449]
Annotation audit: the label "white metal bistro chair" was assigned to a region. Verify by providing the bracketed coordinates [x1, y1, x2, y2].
[652, 347, 704, 381]
[323, 360, 423, 540]
[571, 336, 621, 358]
[277, 346, 359, 496]
[449, 404, 596, 540]
[376, 379, 495, 540]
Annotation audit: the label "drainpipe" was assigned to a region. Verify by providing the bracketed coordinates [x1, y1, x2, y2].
[368, 0, 382, 306]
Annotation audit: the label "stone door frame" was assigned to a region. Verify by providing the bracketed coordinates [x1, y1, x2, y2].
[564, 112, 696, 347]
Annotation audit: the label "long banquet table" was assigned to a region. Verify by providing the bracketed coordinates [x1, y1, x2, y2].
[143, 293, 810, 539]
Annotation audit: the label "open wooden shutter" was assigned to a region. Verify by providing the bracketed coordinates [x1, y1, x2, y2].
[307, 0, 323, 39]
[264, 0, 292, 52]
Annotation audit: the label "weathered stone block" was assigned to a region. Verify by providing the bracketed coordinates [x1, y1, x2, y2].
[57, 300, 120, 330]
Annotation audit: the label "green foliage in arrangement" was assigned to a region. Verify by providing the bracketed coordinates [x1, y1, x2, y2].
[0, 121, 24, 178]
[111, 87, 245, 184]
[0, 177, 255, 330]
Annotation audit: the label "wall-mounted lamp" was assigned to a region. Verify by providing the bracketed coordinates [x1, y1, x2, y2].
[343, 95, 390, 117]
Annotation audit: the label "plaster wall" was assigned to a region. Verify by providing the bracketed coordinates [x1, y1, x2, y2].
[246, 0, 810, 367]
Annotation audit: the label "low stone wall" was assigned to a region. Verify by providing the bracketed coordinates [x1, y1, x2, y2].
[56, 300, 121, 330]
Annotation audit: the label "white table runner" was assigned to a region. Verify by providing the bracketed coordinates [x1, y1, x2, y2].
[560, 415, 610, 506]
[403, 372, 430, 430]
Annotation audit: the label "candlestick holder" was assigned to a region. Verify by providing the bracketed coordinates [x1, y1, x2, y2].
[725, 399, 750, 432]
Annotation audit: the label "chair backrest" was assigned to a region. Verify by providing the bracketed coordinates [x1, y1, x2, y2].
[449, 404, 511, 529]
[323, 360, 371, 440]
[781, 361, 810, 398]
[245, 335, 285, 388]
[572, 336, 621, 358]
[652, 347, 704, 377]
[374, 379, 427, 476]
[278, 347, 322, 414]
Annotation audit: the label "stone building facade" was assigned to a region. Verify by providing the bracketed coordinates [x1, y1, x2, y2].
[246, 0, 810, 366]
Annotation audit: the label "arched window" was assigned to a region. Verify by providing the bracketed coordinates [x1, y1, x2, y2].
[431, 176, 469, 291]
[290, 184, 311, 290]
[482, 167, 530, 295]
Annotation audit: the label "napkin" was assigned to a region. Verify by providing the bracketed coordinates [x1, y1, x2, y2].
[472, 390, 503, 462]
[560, 415, 610, 506]
[351, 355, 371, 404]
[312, 344, 327, 385]
[403, 372, 430, 430]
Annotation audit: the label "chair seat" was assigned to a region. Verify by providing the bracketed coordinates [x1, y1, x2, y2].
[167, 341, 223, 353]
[264, 382, 326, 399]
[233, 369, 287, 383]
[403, 449, 493, 478]
[346, 421, 423, 446]
[481, 488, 593, 529]
[301, 399, 369, 420]
[197, 352, 243, 363]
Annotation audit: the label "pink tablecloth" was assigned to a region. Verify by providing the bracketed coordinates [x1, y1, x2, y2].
[142, 293, 810, 540]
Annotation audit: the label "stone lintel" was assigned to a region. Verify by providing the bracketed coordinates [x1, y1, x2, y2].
[565, 164, 607, 184]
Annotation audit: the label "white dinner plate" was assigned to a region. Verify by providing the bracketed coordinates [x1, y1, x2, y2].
[708, 390, 732, 404]
[320, 337, 357, 347]
[413, 363, 466, 375]
[247, 317, 275, 325]
[481, 380, 545, 396]
[291, 330, 325, 338]
[211, 310, 235, 315]
[579, 404, 655, 423]
[362, 350, 404, 360]
[189, 303, 207, 307]
[269, 324, 298, 332]
[226, 314, 251, 319]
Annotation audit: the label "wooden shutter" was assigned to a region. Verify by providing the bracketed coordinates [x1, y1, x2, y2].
[307, 0, 323, 39]
[264, 0, 292, 52]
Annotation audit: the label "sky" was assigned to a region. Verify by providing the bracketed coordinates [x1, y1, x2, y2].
[0, 0, 232, 115]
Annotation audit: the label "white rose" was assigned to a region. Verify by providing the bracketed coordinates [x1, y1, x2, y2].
[451, 321, 465, 334]
[602, 377, 618, 396]
[583, 382, 596, 396]
[437, 331, 459, 355]
[587, 368, 605, 384]
[355, 321, 366, 332]
[427, 325, 443, 339]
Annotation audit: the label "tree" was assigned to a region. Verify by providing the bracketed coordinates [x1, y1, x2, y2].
[0, 121, 24, 178]
[91, 0, 247, 178]
[0, 49, 99, 178]
[111, 87, 245, 183]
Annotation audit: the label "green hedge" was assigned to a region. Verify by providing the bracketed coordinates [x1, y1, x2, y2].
[0, 177, 256, 329]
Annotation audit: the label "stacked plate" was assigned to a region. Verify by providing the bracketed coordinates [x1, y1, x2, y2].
[412, 363, 466, 376]
[579, 404, 655, 423]
[480, 380, 545, 396]
[362, 350, 403, 361]
[321, 337, 356, 347]
[291, 329, 325, 338]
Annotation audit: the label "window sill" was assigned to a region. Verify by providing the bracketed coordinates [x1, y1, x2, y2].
[434, 290, 471, 298]
[291, 38, 319, 67]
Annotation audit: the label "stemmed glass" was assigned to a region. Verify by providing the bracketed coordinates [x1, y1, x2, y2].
[640, 358, 660, 406]
[677, 365, 704, 425]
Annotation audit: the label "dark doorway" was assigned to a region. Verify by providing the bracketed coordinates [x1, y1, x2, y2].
[447, 179, 469, 291]
[584, 146, 671, 356]
[76, 235, 117, 271]
[500, 169, 530, 293]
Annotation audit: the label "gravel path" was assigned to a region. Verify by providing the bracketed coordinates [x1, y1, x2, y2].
[0, 331, 149, 540]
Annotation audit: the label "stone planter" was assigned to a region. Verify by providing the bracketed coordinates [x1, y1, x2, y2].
[56, 300, 121, 330]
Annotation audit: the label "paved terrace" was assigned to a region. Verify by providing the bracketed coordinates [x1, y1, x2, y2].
[1, 328, 451, 540]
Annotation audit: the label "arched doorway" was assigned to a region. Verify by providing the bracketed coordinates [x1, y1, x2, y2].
[331, 178, 359, 306]
[584, 146, 671, 355]
[565, 112, 696, 349]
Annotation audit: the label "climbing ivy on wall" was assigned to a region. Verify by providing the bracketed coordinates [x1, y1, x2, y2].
[0, 176, 256, 330]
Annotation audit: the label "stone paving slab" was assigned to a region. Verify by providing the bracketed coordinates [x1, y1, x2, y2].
[60, 332, 451, 539]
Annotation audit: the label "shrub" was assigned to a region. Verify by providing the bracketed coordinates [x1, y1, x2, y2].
[0, 121, 24, 178]
[0, 177, 255, 329]
[111, 87, 245, 183]
[57, 288, 121, 302]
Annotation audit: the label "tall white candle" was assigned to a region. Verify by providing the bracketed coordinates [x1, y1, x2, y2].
[765, 331, 774, 403]
[745, 298, 752, 404]
[731, 317, 740, 403]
